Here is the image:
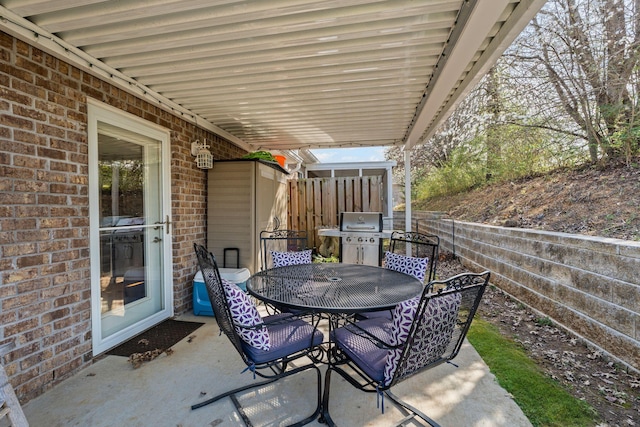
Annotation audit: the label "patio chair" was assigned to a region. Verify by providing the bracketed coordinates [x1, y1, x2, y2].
[260, 229, 308, 270]
[355, 250, 430, 321]
[388, 231, 439, 282]
[356, 231, 439, 321]
[322, 271, 490, 427]
[192, 243, 324, 426]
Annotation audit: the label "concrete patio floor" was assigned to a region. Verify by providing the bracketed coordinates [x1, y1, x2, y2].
[19, 312, 532, 427]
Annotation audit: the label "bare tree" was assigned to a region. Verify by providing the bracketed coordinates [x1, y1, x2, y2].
[516, 0, 640, 163]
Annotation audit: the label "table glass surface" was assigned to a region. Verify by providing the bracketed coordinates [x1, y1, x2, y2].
[247, 263, 423, 313]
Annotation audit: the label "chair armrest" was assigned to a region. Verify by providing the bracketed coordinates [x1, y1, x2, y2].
[340, 319, 399, 350]
[235, 311, 314, 330]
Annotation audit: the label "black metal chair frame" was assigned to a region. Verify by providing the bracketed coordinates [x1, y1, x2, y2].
[192, 243, 323, 427]
[388, 231, 440, 282]
[259, 229, 309, 271]
[322, 270, 490, 427]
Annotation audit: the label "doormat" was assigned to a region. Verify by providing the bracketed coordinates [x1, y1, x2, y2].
[107, 319, 204, 358]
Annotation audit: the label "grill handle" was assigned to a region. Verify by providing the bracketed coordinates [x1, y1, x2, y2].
[344, 225, 377, 231]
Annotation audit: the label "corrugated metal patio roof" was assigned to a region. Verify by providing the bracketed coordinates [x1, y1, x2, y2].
[0, 0, 546, 152]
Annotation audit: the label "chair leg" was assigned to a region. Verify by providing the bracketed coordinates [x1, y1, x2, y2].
[320, 367, 441, 427]
[319, 367, 337, 426]
[192, 363, 322, 427]
[384, 389, 441, 427]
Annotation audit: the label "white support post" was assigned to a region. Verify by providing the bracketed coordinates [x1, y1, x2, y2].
[404, 149, 413, 256]
[404, 149, 412, 232]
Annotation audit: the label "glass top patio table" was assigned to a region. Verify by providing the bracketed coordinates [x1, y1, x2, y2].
[247, 263, 423, 314]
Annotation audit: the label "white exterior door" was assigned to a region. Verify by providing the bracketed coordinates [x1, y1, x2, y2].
[88, 100, 173, 355]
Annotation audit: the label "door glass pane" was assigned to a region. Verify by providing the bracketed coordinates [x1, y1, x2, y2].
[97, 122, 164, 336]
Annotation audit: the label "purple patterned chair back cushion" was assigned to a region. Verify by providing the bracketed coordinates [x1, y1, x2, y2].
[384, 251, 428, 282]
[271, 249, 312, 268]
[383, 291, 461, 385]
[222, 279, 270, 350]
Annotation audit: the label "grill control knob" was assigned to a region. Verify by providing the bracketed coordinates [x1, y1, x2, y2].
[369, 238, 375, 243]
[358, 237, 363, 242]
[345, 236, 351, 242]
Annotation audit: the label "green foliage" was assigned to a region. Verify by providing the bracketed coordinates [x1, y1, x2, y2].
[414, 122, 581, 200]
[415, 138, 487, 199]
[242, 151, 276, 161]
[468, 318, 598, 426]
[99, 160, 143, 192]
[535, 316, 554, 327]
[312, 253, 339, 263]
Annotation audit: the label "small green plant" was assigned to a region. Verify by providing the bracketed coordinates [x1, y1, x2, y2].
[312, 254, 339, 263]
[535, 316, 554, 327]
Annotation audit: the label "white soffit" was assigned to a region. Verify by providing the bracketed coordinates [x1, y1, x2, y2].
[0, 0, 546, 152]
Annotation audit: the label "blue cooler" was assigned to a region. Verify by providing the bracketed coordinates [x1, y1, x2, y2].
[193, 268, 251, 316]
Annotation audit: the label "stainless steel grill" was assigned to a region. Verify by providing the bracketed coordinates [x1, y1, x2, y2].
[339, 212, 383, 266]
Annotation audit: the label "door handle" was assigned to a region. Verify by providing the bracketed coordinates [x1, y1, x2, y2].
[153, 237, 162, 243]
[153, 215, 172, 235]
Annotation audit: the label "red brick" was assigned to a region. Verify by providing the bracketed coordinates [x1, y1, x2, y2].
[50, 183, 77, 194]
[13, 180, 48, 193]
[20, 348, 53, 370]
[11, 79, 46, 99]
[1, 291, 39, 309]
[37, 194, 67, 205]
[49, 161, 77, 173]
[15, 56, 48, 78]
[53, 294, 80, 307]
[40, 262, 66, 276]
[2, 243, 36, 257]
[42, 330, 72, 347]
[16, 277, 50, 293]
[15, 229, 51, 242]
[13, 105, 47, 122]
[15, 206, 49, 218]
[51, 249, 79, 263]
[0, 165, 36, 180]
[37, 146, 66, 160]
[0, 87, 29, 106]
[13, 130, 46, 146]
[40, 284, 68, 299]
[38, 218, 69, 230]
[17, 254, 49, 268]
[0, 192, 36, 205]
[4, 317, 40, 336]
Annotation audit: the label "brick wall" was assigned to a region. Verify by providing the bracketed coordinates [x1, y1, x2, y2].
[395, 211, 640, 371]
[0, 31, 246, 402]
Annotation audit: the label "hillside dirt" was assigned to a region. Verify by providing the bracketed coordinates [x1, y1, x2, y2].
[421, 161, 640, 427]
[416, 161, 640, 241]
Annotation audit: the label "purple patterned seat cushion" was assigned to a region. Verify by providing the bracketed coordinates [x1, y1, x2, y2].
[383, 291, 461, 385]
[271, 249, 312, 267]
[384, 251, 429, 282]
[242, 313, 324, 364]
[222, 279, 270, 350]
[331, 317, 393, 383]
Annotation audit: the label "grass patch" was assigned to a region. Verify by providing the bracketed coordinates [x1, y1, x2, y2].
[467, 318, 598, 426]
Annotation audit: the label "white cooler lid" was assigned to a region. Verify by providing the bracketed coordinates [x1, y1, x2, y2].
[219, 267, 251, 282]
[194, 268, 250, 283]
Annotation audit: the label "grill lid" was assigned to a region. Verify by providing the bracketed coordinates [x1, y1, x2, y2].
[340, 212, 383, 232]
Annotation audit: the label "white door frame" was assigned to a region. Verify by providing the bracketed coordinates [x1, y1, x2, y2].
[87, 99, 173, 356]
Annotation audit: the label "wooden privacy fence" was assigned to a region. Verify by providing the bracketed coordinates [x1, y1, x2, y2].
[287, 176, 383, 253]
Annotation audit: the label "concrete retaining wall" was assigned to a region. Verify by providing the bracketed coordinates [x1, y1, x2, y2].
[394, 211, 640, 371]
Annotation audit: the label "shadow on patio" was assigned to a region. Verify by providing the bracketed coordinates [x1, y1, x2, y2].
[18, 312, 531, 427]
